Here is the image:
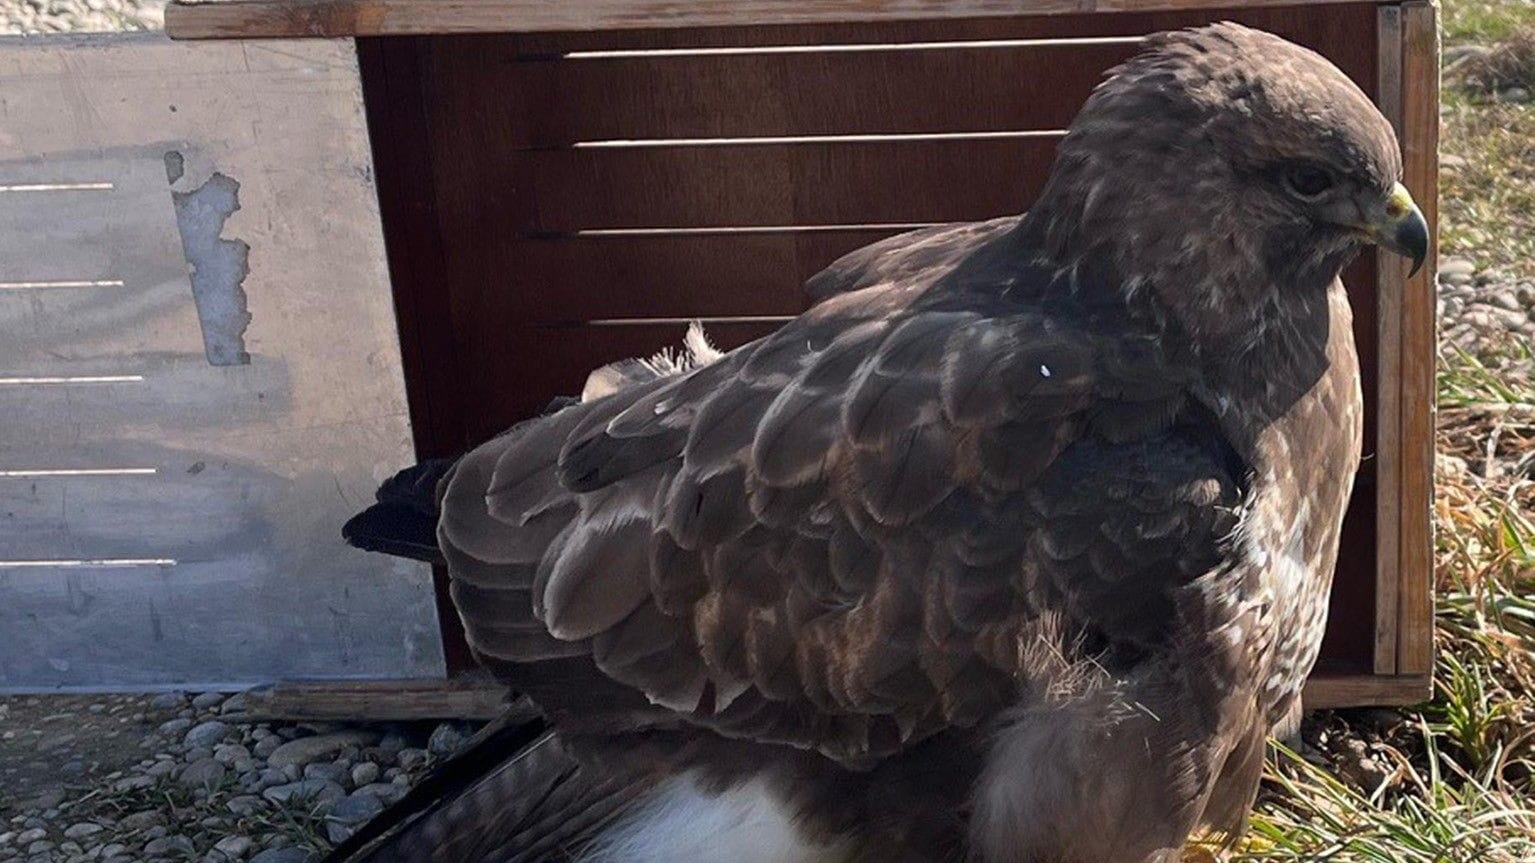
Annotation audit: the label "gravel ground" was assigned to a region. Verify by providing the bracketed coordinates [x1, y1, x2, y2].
[0, 0, 164, 34]
[0, 691, 478, 863]
[1438, 255, 1535, 348]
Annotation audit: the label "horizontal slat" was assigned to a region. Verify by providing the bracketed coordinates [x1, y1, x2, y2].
[239, 677, 523, 722]
[165, 0, 1373, 41]
[449, 41, 1138, 147]
[500, 229, 907, 323]
[510, 138, 1051, 231]
[1303, 674, 1432, 709]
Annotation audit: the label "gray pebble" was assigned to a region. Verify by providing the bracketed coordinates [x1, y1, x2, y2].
[266, 732, 379, 771]
[252, 737, 282, 759]
[261, 779, 346, 807]
[13, 832, 44, 847]
[376, 733, 408, 754]
[149, 692, 188, 712]
[302, 762, 348, 786]
[214, 836, 253, 859]
[396, 749, 428, 771]
[1488, 290, 1524, 312]
[225, 796, 264, 817]
[426, 723, 470, 757]
[349, 763, 379, 788]
[352, 783, 408, 806]
[184, 721, 230, 749]
[143, 835, 195, 858]
[118, 812, 161, 832]
[1439, 257, 1477, 278]
[214, 744, 251, 766]
[330, 793, 383, 825]
[180, 758, 228, 790]
[249, 849, 313, 863]
[191, 692, 226, 710]
[62, 824, 102, 841]
[183, 746, 214, 764]
[157, 718, 193, 737]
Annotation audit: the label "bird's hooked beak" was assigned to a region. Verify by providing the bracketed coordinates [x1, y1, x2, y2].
[1363, 183, 1429, 276]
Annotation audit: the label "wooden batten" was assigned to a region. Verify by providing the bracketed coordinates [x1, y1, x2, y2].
[167, 0, 1374, 41]
[239, 675, 522, 722]
[1373, 4, 1404, 677]
[1396, 0, 1439, 680]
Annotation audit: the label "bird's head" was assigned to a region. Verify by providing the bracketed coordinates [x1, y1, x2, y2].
[1024, 22, 1428, 341]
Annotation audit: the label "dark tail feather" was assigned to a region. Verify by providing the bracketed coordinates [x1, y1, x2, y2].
[342, 459, 457, 564]
[324, 704, 645, 863]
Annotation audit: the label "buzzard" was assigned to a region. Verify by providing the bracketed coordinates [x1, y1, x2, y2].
[336, 22, 1428, 863]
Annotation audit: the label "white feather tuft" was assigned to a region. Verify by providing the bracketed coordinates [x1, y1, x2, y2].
[577, 774, 847, 863]
[581, 321, 725, 403]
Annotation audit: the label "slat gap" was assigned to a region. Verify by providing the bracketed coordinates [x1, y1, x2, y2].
[532, 223, 939, 239]
[575, 315, 796, 327]
[565, 130, 1066, 149]
[0, 558, 177, 569]
[0, 279, 126, 290]
[0, 375, 144, 386]
[0, 468, 158, 477]
[556, 36, 1147, 60]
[0, 182, 115, 193]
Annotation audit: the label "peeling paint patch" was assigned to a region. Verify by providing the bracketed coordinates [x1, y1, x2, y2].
[168, 153, 251, 366]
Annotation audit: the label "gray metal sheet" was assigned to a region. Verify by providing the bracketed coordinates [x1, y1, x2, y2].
[0, 34, 445, 690]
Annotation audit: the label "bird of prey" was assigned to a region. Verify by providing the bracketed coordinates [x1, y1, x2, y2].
[336, 22, 1428, 863]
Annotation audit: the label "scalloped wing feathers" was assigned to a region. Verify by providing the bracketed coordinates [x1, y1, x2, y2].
[436, 243, 1240, 763]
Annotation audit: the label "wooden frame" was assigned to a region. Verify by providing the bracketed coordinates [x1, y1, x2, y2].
[169, 0, 1385, 39]
[167, 0, 1438, 714]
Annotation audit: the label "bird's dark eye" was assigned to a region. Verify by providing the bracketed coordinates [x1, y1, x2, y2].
[1284, 165, 1334, 200]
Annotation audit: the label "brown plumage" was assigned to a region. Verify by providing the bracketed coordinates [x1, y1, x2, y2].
[336, 23, 1428, 863]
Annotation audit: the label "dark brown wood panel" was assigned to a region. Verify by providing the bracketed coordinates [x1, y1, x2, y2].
[503, 229, 908, 323]
[494, 3, 1377, 63]
[512, 139, 1055, 230]
[478, 41, 1140, 147]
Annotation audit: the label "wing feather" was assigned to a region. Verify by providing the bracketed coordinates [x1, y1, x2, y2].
[438, 226, 1244, 767]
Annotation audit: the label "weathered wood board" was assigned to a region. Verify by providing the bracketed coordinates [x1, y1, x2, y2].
[0, 34, 445, 691]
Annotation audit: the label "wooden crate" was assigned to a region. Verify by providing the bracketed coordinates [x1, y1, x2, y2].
[168, 0, 1439, 709]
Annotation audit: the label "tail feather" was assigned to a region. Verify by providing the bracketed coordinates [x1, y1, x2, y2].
[342, 458, 457, 564]
[324, 706, 645, 863]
